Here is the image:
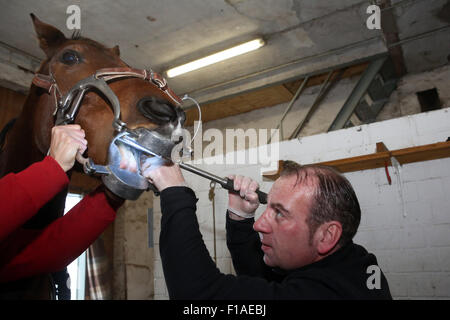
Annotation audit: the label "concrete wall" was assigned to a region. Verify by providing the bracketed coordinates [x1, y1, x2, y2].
[113, 192, 154, 300]
[378, 65, 450, 122]
[192, 64, 450, 151]
[153, 106, 450, 300]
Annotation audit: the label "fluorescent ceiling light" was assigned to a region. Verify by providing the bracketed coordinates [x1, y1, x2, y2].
[166, 38, 265, 78]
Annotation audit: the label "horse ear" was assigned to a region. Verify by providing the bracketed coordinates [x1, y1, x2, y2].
[30, 13, 66, 58]
[111, 45, 120, 56]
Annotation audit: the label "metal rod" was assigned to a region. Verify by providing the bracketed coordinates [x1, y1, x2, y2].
[178, 162, 228, 186]
[117, 136, 227, 184]
[116, 136, 268, 203]
[209, 182, 217, 265]
[279, 76, 309, 123]
[179, 162, 268, 204]
[269, 76, 309, 143]
[387, 25, 450, 49]
[328, 57, 387, 132]
[290, 70, 333, 139]
[116, 136, 159, 157]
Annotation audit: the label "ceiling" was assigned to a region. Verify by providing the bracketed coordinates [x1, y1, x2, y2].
[0, 0, 449, 124]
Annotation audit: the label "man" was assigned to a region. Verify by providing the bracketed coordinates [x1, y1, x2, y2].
[144, 160, 392, 299]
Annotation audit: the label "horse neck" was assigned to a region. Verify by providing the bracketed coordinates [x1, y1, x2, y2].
[0, 86, 53, 176]
[0, 86, 68, 228]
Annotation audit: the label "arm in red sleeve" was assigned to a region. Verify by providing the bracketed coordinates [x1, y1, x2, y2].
[0, 156, 69, 242]
[0, 187, 121, 282]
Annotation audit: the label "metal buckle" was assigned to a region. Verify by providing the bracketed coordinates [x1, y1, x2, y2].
[56, 75, 126, 131]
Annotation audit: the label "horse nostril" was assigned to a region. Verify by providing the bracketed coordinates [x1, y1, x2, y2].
[137, 97, 177, 125]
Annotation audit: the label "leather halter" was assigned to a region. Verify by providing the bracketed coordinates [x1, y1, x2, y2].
[32, 67, 182, 131]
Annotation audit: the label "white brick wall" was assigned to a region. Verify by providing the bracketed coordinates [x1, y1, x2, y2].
[153, 107, 450, 299]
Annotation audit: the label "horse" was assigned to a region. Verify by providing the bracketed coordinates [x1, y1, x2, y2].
[0, 14, 185, 299]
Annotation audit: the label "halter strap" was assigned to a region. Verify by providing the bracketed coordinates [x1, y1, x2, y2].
[94, 67, 182, 105]
[32, 67, 182, 110]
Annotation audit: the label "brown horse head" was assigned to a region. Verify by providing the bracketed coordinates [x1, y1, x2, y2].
[29, 14, 185, 168]
[0, 14, 187, 227]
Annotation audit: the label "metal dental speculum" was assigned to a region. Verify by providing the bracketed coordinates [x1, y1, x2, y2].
[34, 66, 268, 202]
[87, 130, 170, 200]
[88, 127, 184, 200]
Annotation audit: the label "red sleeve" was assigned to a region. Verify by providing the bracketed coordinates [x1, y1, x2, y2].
[0, 188, 118, 282]
[0, 156, 69, 242]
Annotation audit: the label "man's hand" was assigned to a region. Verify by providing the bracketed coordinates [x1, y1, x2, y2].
[141, 159, 186, 192]
[228, 175, 260, 220]
[49, 125, 88, 172]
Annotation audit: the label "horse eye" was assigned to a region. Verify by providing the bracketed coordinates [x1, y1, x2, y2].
[60, 50, 81, 65]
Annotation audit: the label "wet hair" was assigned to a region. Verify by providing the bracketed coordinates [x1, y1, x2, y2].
[280, 161, 361, 247]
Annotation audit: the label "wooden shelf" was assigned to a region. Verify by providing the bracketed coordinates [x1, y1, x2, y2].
[391, 141, 450, 165]
[262, 140, 450, 180]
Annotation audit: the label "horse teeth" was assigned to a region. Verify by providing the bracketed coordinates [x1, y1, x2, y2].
[117, 143, 138, 172]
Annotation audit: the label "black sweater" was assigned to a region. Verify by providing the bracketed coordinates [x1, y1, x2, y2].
[159, 186, 392, 300]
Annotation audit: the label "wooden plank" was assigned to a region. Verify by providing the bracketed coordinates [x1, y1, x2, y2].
[376, 141, 392, 166]
[320, 151, 391, 173]
[392, 141, 450, 164]
[262, 140, 450, 180]
[185, 84, 294, 126]
[379, 0, 407, 77]
[261, 160, 285, 180]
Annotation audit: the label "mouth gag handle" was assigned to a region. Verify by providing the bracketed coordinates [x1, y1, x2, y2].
[223, 177, 268, 205]
[80, 156, 110, 175]
[177, 162, 268, 205]
[114, 136, 268, 204]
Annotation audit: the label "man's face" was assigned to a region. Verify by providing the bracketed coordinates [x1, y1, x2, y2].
[253, 174, 319, 270]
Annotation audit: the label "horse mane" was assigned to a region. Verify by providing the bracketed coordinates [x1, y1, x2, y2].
[71, 30, 82, 40]
[0, 118, 16, 153]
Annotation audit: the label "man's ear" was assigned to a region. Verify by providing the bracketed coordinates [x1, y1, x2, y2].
[30, 13, 66, 58]
[315, 221, 342, 255]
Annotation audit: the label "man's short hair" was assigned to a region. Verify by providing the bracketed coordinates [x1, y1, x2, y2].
[280, 161, 361, 247]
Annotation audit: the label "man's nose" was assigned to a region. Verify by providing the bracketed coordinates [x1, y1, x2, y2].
[253, 209, 271, 234]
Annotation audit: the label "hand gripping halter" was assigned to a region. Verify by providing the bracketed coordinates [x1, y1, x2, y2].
[33, 67, 187, 200]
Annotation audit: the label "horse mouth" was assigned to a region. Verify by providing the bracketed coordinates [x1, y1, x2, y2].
[117, 141, 140, 173]
[116, 141, 165, 175]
